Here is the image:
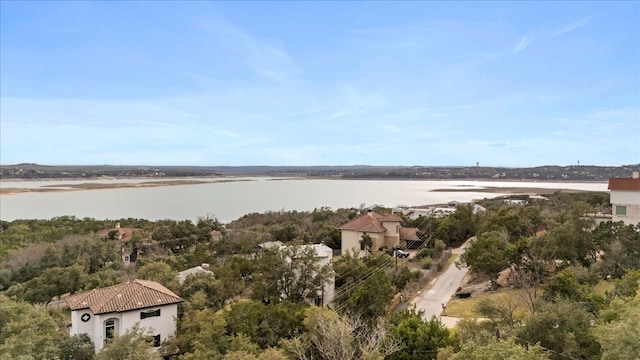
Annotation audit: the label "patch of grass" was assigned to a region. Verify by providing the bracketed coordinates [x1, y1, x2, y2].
[444, 288, 534, 319]
[592, 280, 614, 296]
[447, 254, 458, 266]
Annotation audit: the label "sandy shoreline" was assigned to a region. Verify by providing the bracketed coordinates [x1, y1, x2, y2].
[0, 177, 599, 196]
[430, 186, 591, 194]
[0, 178, 254, 195]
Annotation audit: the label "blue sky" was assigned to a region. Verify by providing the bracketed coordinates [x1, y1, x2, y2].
[1, 1, 638, 167]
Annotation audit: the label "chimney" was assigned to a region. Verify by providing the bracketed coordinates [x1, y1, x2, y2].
[367, 208, 373, 217]
[633, 171, 639, 179]
[201, 263, 210, 271]
[115, 222, 121, 228]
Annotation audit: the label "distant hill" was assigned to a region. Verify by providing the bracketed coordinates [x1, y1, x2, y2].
[0, 163, 638, 181]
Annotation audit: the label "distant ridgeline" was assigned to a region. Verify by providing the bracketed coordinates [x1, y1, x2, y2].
[0, 163, 638, 181]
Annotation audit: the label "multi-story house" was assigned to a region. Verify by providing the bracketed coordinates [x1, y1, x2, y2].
[608, 171, 640, 226]
[66, 279, 183, 353]
[340, 210, 419, 256]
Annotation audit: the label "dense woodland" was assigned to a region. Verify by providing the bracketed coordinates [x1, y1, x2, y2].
[1, 191, 639, 360]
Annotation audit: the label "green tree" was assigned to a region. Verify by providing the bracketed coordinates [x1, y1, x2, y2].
[251, 245, 332, 304]
[136, 261, 178, 289]
[339, 270, 395, 323]
[96, 324, 161, 360]
[595, 298, 640, 360]
[269, 223, 307, 243]
[516, 301, 601, 360]
[172, 292, 228, 359]
[83, 239, 119, 273]
[5, 264, 88, 304]
[542, 269, 590, 303]
[59, 334, 95, 360]
[609, 269, 640, 300]
[0, 294, 67, 360]
[450, 338, 549, 360]
[594, 222, 640, 278]
[386, 309, 456, 360]
[180, 273, 223, 310]
[215, 257, 252, 304]
[360, 233, 373, 253]
[224, 300, 308, 349]
[458, 231, 510, 290]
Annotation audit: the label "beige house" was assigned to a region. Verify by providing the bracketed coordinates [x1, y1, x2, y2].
[608, 172, 640, 226]
[340, 211, 419, 256]
[66, 280, 183, 353]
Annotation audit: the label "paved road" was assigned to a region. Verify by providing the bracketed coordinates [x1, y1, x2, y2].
[411, 239, 472, 321]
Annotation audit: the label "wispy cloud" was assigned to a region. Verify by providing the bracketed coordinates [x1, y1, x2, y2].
[196, 15, 299, 83]
[548, 16, 591, 37]
[495, 16, 592, 57]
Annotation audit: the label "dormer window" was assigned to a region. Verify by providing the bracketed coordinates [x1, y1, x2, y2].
[140, 309, 161, 319]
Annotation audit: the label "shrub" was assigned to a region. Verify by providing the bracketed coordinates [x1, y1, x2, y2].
[416, 247, 433, 259]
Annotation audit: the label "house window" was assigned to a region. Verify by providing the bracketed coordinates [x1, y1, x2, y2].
[616, 206, 627, 216]
[140, 309, 161, 319]
[314, 295, 323, 307]
[396, 225, 400, 234]
[146, 334, 161, 347]
[105, 318, 116, 340]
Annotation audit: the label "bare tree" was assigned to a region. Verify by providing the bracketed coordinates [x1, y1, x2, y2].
[283, 308, 402, 360]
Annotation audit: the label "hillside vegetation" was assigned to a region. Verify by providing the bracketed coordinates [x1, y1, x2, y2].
[1, 191, 639, 359]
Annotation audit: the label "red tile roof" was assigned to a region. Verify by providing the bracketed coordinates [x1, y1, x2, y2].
[400, 227, 420, 241]
[608, 177, 640, 191]
[379, 213, 402, 222]
[66, 280, 182, 314]
[339, 212, 401, 233]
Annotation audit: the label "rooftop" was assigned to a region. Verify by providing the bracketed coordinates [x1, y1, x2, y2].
[339, 211, 401, 233]
[608, 177, 640, 191]
[400, 227, 420, 241]
[66, 279, 182, 314]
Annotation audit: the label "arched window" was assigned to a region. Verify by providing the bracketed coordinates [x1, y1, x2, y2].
[105, 318, 118, 340]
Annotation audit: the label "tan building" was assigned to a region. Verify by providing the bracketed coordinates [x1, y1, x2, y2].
[340, 211, 419, 256]
[608, 172, 640, 226]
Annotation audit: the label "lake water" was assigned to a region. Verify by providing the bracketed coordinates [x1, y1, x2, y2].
[0, 178, 608, 223]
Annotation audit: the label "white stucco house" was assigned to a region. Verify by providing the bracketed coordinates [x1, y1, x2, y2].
[257, 242, 335, 307]
[176, 263, 212, 284]
[608, 172, 640, 226]
[307, 243, 335, 307]
[66, 279, 183, 353]
[339, 211, 420, 256]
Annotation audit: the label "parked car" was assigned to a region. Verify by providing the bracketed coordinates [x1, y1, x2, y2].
[379, 246, 410, 258]
[395, 249, 410, 258]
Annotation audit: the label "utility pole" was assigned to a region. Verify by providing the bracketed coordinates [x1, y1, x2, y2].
[393, 245, 398, 274]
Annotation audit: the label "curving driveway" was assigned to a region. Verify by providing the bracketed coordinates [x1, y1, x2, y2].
[411, 238, 473, 325]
